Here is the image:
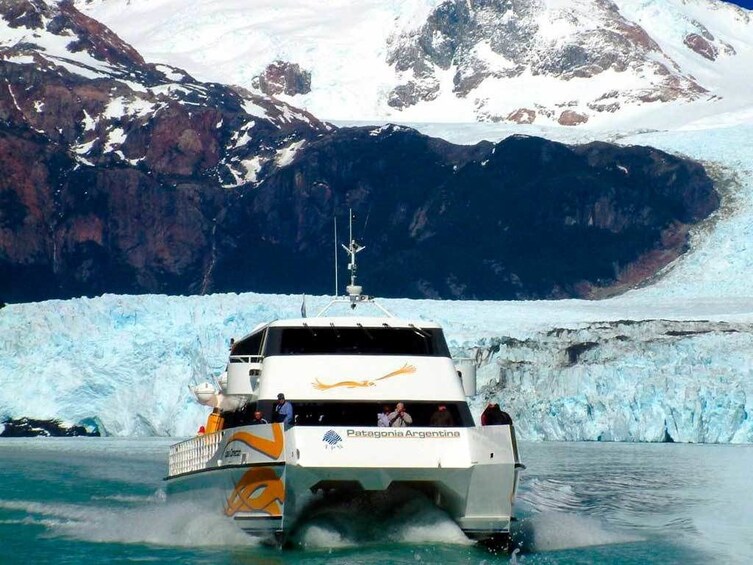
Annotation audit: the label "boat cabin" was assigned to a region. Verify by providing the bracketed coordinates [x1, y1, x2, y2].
[221, 317, 475, 428]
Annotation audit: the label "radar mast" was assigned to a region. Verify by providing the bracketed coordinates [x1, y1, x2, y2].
[343, 209, 365, 308]
[316, 208, 393, 317]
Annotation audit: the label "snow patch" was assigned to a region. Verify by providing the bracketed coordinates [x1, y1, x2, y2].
[275, 139, 305, 167]
[103, 127, 127, 152]
[155, 64, 187, 82]
[81, 110, 97, 132]
[5, 55, 36, 65]
[72, 139, 96, 155]
[242, 99, 270, 120]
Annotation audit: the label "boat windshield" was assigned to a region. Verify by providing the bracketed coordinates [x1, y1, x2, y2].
[224, 400, 475, 428]
[263, 326, 451, 357]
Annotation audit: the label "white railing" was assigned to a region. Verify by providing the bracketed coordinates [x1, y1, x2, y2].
[168, 430, 225, 477]
[229, 355, 264, 363]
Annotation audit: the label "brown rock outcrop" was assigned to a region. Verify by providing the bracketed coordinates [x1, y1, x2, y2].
[558, 110, 589, 126]
[684, 33, 718, 61]
[506, 108, 536, 124]
[253, 61, 312, 96]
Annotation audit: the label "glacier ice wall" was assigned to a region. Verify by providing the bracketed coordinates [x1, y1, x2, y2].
[0, 293, 304, 436]
[2, 292, 753, 441]
[462, 320, 753, 443]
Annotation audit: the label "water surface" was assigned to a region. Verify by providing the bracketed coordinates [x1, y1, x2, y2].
[1, 439, 751, 564]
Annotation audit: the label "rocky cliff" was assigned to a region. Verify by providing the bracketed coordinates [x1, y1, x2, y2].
[0, 0, 328, 299]
[0, 1, 719, 302]
[234, 128, 718, 299]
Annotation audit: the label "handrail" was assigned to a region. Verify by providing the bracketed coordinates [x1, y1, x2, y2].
[316, 296, 395, 317]
[229, 355, 264, 363]
[168, 430, 225, 477]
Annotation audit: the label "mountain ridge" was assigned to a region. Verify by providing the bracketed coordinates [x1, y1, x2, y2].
[75, 0, 753, 129]
[0, 1, 723, 302]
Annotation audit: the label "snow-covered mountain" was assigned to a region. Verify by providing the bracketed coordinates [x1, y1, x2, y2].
[3, 1, 721, 303]
[0, 0, 327, 184]
[75, 0, 753, 128]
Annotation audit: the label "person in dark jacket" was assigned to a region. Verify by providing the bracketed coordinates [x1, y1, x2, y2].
[250, 410, 268, 425]
[481, 403, 513, 425]
[429, 404, 454, 427]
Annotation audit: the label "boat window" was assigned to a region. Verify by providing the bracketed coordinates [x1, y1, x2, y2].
[251, 401, 474, 427]
[232, 330, 265, 357]
[263, 327, 451, 357]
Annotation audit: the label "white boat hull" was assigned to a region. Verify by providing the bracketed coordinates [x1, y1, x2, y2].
[166, 423, 522, 546]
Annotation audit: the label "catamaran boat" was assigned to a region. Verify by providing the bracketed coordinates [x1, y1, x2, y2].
[166, 216, 523, 550]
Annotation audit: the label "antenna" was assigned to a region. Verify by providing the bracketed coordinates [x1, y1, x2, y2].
[315, 207, 394, 317]
[341, 209, 365, 309]
[333, 215, 338, 297]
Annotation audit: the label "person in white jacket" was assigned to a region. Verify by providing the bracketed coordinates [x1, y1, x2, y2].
[377, 405, 392, 427]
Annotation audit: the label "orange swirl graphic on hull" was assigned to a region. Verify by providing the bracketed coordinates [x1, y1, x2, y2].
[226, 423, 284, 459]
[312, 363, 416, 390]
[225, 466, 285, 517]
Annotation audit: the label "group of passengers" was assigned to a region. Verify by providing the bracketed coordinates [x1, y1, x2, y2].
[377, 403, 454, 428]
[244, 395, 511, 429]
[249, 393, 293, 426]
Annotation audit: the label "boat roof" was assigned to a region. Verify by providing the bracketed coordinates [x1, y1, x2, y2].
[237, 316, 443, 340]
[270, 316, 442, 329]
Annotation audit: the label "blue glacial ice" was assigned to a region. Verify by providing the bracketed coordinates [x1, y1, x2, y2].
[2, 291, 753, 442]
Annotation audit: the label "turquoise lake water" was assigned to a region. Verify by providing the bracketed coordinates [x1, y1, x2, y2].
[1, 439, 751, 564]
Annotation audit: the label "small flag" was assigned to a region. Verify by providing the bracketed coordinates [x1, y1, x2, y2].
[301, 294, 307, 318]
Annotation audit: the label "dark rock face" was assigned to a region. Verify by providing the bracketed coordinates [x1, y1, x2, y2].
[213, 129, 718, 300]
[0, 0, 328, 300]
[253, 61, 312, 96]
[0, 417, 100, 437]
[0, 1, 720, 302]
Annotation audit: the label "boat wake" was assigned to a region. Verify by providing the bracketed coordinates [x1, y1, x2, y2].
[289, 487, 472, 549]
[512, 477, 643, 552]
[513, 512, 642, 552]
[0, 474, 641, 554]
[0, 497, 256, 548]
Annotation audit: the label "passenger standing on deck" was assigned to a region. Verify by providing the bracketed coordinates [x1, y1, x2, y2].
[389, 402, 413, 427]
[377, 405, 392, 427]
[250, 410, 268, 425]
[481, 402, 512, 425]
[429, 404, 454, 427]
[273, 393, 294, 426]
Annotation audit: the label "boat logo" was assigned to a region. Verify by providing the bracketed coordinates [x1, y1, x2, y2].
[226, 423, 284, 460]
[312, 363, 416, 391]
[225, 466, 285, 517]
[322, 429, 343, 449]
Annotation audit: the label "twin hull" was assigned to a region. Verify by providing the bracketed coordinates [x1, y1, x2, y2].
[166, 423, 521, 543]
